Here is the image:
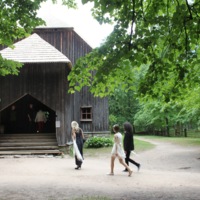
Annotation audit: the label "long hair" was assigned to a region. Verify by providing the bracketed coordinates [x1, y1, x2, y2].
[123, 122, 133, 134]
[113, 124, 120, 132]
[71, 121, 79, 132]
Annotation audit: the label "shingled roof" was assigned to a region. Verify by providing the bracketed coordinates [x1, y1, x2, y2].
[0, 33, 71, 64]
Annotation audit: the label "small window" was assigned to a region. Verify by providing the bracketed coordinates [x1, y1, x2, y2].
[80, 107, 92, 121]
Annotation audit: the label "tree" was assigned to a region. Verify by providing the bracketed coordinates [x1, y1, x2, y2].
[109, 87, 140, 129]
[68, 0, 200, 101]
[1, 0, 199, 101]
[0, 0, 76, 76]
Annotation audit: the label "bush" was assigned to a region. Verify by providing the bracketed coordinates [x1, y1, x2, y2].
[84, 136, 113, 148]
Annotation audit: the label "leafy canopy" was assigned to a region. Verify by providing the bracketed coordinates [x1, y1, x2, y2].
[68, 0, 200, 100]
[0, 0, 76, 76]
[0, 0, 199, 101]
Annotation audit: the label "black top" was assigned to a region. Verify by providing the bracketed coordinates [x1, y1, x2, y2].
[123, 131, 134, 151]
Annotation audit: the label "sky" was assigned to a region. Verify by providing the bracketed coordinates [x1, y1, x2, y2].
[37, 0, 114, 48]
[38, 0, 195, 48]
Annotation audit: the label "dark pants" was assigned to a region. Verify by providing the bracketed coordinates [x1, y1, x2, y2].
[37, 121, 44, 133]
[28, 121, 35, 133]
[125, 150, 140, 168]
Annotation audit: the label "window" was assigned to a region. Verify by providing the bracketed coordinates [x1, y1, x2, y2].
[80, 106, 92, 121]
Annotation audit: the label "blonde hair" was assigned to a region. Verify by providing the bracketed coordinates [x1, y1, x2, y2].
[71, 121, 79, 131]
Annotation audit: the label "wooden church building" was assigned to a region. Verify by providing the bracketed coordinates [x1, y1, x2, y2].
[0, 21, 109, 149]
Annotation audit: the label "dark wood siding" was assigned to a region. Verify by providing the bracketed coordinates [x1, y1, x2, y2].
[34, 28, 92, 65]
[0, 28, 109, 146]
[34, 28, 109, 135]
[0, 63, 72, 145]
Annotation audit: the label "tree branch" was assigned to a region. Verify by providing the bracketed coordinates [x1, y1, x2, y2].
[185, 0, 193, 19]
[129, 0, 135, 51]
[183, 17, 189, 58]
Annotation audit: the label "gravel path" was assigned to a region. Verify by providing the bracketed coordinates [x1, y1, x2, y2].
[0, 137, 200, 200]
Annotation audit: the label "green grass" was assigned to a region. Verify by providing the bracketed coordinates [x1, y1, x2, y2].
[187, 130, 200, 138]
[83, 136, 155, 157]
[67, 134, 200, 158]
[83, 146, 111, 157]
[137, 135, 200, 147]
[134, 138, 155, 152]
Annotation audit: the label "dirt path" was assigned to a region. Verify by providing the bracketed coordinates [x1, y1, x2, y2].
[0, 137, 200, 200]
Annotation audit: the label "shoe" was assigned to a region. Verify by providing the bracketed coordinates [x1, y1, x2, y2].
[75, 166, 81, 170]
[123, 169, 128, 172]
[107, 172, 114, 176]
[128, 170, 133, 177]
[138, 164, 141, 172]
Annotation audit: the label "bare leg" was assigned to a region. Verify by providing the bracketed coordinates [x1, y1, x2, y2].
[110, 155, 116, 174]
[118, 157, 133, 176]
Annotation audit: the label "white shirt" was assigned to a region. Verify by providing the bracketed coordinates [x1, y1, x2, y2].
[111, 132, 125, 158]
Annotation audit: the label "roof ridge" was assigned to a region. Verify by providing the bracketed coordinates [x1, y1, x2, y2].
[0, 33, 71, 64]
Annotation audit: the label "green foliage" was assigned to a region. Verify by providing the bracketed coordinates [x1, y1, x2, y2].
[68, 0, 200, 102]
[84, 136, 113, 148]
[0, 0, 76, 76]
[0, 0, 45, 47]
[108, 86, 140, 129]
[0, 55, 22, 76]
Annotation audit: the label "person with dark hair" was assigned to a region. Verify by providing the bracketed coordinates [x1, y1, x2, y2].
[27, 103, 36, 133]
[9, 105, 17, 133]
[107, 124, 132, 177]
[123, 122, 141, 172]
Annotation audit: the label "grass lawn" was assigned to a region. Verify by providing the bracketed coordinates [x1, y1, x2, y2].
[82, 134, 200, 158]
[136, 135, 200, 147]
[83, 136, 155, 157]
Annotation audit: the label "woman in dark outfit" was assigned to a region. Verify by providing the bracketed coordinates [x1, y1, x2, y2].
[71, 121, 84, 170]
[123, 122, 141, 171]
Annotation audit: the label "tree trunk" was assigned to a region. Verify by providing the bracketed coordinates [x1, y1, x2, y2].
[165, 117, 170, 137]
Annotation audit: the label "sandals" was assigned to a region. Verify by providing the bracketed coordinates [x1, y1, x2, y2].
[107, 172, 114, 176]
[128, 170, 133, 177]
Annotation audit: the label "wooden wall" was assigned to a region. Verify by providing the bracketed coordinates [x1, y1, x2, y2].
[0, 63, 72, 146]
[0, 28, 109, 145]
[34, 28, 92, 65]
[34, 28, 109, 136]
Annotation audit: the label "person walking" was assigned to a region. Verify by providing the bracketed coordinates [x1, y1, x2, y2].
[123, 122, 141, 172]
[9, 105, 17, 133]
[27, 103, 36, 133]
[107, 124, 132, 177]
[71, 121, 84, 170]
[35, 109, 46, 133]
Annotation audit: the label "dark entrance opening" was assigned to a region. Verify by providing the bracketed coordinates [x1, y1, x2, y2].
[0, 94, 56, 134]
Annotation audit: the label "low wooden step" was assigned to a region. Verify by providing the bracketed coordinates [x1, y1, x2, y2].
[0, 134, 56, 138]
[0, 146, 59, 150]
[0, 139, 57, 143]
[0, 133, 60, 155]
[0, 150, 61, 155]
[0, 142, 58, 147]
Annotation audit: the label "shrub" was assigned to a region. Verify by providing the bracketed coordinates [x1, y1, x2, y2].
[84, 136, 113, 148]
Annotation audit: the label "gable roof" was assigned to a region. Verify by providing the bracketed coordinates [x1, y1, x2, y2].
[0, 33, 71, 64]
[37, 11, 73, 29]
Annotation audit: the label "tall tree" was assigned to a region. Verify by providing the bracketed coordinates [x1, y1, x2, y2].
[68, 0, 200, 100]
[0, 0, 76, 76]
[109, 87, 140, 128]
[1, 0, 199, 101]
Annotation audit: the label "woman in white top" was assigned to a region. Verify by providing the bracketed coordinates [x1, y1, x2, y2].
[108, 124, 132, 177]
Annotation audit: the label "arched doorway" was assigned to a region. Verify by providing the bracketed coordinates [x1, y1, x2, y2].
[0, 94, 56, 134]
